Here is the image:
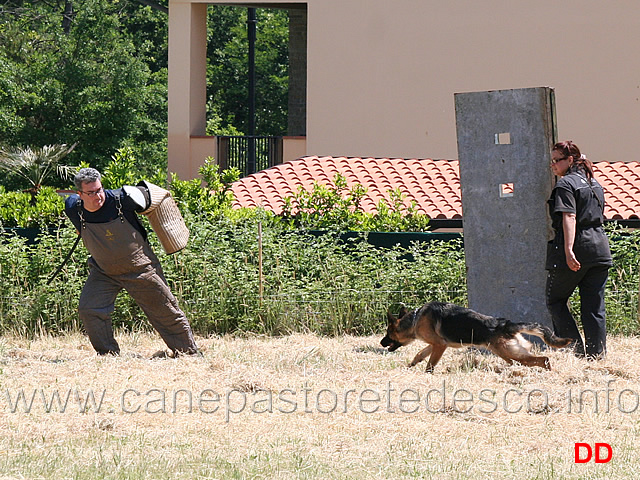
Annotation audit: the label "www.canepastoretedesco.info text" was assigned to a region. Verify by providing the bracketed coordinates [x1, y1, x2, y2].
[3, 380, 638, 422]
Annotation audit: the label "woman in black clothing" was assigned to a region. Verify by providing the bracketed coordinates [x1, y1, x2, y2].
[546, 141, 612, 360]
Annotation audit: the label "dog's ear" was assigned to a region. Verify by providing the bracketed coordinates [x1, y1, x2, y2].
[387, 310, 397, 323]
[398, 306, 409, 318]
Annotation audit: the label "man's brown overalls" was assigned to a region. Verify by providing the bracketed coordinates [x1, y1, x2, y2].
[78, 204, 197, 355]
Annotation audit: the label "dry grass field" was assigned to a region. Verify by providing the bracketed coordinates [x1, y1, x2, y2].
[1, 331, 640, 479]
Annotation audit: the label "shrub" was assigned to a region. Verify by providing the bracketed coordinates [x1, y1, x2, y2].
[603, 223, 640, 335]
[1, 152, 639, 338]
[0, 186, 65, 228]
[280, 173, 431, 232]
[0, 143, 78, 194]
[0, 214, 467, 336]
[101, 146, 165, 190]
[169, 157, 241, 219]
[112, 215, 467, 336]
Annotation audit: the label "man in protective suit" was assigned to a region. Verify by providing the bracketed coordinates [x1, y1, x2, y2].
[65, 167, 198, 356]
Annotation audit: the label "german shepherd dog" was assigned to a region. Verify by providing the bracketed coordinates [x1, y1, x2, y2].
[381, 302, 572, 371]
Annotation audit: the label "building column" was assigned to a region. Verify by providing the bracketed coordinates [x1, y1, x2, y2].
[168, 1, 209, 180]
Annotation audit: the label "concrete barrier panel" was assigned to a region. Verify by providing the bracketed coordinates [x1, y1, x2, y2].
[455, 87, 556, 325]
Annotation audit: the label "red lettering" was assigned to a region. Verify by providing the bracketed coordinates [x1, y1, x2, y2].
[595, 443, 613, 463]
[574, 443, 592, 463]
[575, 443, 613, 463]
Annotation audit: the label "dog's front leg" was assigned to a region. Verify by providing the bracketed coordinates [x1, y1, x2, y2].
[409, 345, 433, 367]
[424, 345, 447, 373]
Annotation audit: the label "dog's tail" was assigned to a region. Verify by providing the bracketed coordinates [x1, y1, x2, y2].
[516, 323, 573, 348]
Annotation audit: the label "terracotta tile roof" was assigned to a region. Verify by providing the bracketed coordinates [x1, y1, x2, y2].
[230, 156, 640, 221]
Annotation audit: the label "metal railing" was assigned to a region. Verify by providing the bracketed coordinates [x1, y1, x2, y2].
[217, 136, 283, 177]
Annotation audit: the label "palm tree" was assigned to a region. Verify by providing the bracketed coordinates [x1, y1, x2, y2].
[0, 143, 79, 198]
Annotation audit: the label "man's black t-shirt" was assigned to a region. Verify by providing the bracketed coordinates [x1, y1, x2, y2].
[65, 189, 148, 241]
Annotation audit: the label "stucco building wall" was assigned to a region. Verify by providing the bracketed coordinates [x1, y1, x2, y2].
[168, 0, 640, 178]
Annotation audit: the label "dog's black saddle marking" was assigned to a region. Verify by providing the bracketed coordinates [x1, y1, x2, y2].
[426, 302, 515, 345]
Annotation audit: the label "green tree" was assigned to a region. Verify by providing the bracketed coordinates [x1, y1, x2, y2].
[118, 0, 169, 74]
[0, 0, 290, 184]
[207, 6, 289, 136]
[0, 0, 165, 172]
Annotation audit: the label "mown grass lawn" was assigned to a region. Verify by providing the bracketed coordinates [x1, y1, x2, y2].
[1, 332, 639, 479]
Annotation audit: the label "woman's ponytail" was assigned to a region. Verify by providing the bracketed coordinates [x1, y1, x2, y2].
[552, 140, 594, 180]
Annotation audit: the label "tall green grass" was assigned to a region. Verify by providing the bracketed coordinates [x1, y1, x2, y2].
[0, 215, 465, 336]
[1, 218, 638, 337]
[172, 215, 466, 335]
[600, 225, 640, 335]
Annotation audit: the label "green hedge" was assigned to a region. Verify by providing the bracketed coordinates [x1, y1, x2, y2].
[0, 216, 466, 336]
[1, 154, 638, 338]
[0, 186, 65, 229]
[1, 217, 639, 337]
